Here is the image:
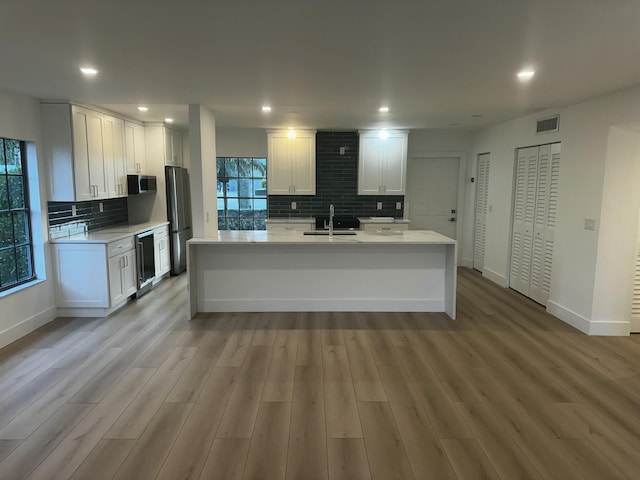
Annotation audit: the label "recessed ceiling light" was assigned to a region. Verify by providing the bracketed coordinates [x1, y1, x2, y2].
[517, 70, 535, 80]
[79, 67, 98, 76]
[164, 118, 174, 123]
[471, 114, 483, 118]
[262, 106, 272, 112]
[137, 106, 148, 112]
[379, 106, 389, 113]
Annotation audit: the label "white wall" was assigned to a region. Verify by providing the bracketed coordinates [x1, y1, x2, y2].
[591, 125, 640, 334]
[216, 128, 267, 157]
[408, 129, 472, 155]
[469, 85, 640, 335]
[189, 105, 217, 238]
[0, 88, 57, 349]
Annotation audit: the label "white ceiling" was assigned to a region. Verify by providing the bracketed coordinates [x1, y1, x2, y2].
[2, 0, 640, 131]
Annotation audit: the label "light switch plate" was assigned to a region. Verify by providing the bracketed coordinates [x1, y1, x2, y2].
[584, 218, 596, 231]
[377, 202, 383, 210]
[291, 202, 296, 210]
[71, 205, 77, 217]
[99, 202, 103, 213]
[396, 202, 402, 210]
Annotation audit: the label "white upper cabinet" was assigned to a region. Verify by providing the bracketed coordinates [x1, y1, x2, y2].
[125, 120, 146, 174]
[104, 115, 128, 197]
[43, 103, 126, 202]
[164, 127, 183, 166]
[358, 130, 408, 195]
[267, 130, 316, 195]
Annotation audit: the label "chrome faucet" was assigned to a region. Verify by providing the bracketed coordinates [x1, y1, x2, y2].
[329, 204, 334, 236]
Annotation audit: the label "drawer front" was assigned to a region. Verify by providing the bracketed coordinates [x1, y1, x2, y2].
[153, 224, 169, 239]
[266, 223, 314, 232]
[362, 223, 409, 232]
[107, 235, 135, 258]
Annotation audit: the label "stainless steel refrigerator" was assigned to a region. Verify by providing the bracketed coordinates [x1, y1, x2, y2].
[165, 166, 192, 275]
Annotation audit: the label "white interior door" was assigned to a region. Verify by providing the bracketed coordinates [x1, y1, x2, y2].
[474, 153, 490, 271]
[510, 146, 539, 297]
[407, 156, 459, 238]
[529, 144, 560, 305]
[510, 143, 560, 306]
[630, 210, 640, 333]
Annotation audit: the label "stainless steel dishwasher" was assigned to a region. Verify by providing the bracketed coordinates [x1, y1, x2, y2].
[135, 229, 155, 297]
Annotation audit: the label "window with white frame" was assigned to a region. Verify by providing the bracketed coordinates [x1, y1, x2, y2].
[0, 137, 35, 291]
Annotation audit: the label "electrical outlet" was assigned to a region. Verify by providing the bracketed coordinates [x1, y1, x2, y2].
[71, 205, 77, 217]
[377, 202, 383, 210]
[291, 201, 296, 210]
[396, 202, 402, 210]
[99, 202, 103, 213]
[584, 218, 596, 231]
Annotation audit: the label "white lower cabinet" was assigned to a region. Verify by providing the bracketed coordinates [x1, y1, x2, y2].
[52, 236, 137, 316]
[361, 222, 409, 233]
[108, 247, 137, 305]
[266, 221, 315, 232]
[53, 243, 110, 308]
[154, 225, 171, 278]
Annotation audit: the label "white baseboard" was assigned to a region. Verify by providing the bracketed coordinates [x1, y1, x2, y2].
[546, 301, 591, 334]
[200, 298, 445, 312]
[483, 268, 508, 287]
[546, 301, 630, 336]
[588, 321, 630, 336]
[0, 306, 57, 350]
[459, 257, 473, 268]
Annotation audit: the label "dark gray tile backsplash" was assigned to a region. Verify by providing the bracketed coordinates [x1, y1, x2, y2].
[268, 131, 405, 218]
[48, 198, 128, 236]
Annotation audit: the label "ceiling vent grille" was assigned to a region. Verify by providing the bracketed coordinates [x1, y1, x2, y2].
[536, 115, 559, 134]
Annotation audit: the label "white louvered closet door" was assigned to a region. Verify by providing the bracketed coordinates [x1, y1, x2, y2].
[474, 153, 490, 271]
[510, 146, 539, 296]
[631, 213, 640, 333]
[529, 143, 560, 305]
[510, 143, 560, 306]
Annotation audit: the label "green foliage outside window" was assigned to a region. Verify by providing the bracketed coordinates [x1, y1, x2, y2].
[0, 137, 35, 291]
[217, 157, 267, 230]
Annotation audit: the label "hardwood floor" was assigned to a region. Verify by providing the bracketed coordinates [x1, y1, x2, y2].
[1, 268, 639, 479]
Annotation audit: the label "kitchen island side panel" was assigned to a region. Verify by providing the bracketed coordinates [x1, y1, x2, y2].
[189, 241, 455, 317]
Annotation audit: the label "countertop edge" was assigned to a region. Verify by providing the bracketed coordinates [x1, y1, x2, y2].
[50, 221, 171, 244]
[188, 230, 456, 246]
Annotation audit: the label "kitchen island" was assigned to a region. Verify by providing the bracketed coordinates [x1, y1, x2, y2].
[188, 230, 457, 319]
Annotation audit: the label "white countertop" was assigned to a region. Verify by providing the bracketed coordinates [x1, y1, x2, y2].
[188, 229, 455, 245]
[50, 221, 170, 244]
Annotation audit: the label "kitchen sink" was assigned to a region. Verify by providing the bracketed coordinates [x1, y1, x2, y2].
[303, 231, 357, 235]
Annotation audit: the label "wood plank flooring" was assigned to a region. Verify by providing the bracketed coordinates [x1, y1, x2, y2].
[0, 268, 639, 479]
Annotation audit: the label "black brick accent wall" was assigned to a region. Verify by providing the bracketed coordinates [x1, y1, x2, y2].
[48, 198, 129, 231]
[268, 131, 405, 218]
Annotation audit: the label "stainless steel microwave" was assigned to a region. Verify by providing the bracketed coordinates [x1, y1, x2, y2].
[127, 175, 157, 194]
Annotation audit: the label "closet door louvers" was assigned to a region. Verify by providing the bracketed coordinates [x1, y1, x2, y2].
[510, 143, 560, 306]
[474, 153, 490, 271]
[510, 146, 539, 296]
[630, 215, 640, 333]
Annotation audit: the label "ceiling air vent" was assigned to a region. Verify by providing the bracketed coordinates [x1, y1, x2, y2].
[536, 115, 559, 134]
